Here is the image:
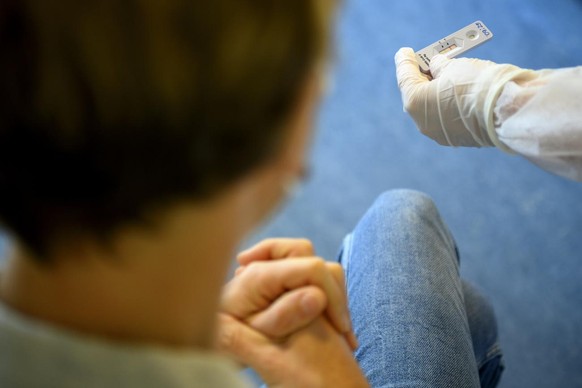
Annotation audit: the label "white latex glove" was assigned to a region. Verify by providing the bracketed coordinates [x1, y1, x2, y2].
[395, 47, 535, 148]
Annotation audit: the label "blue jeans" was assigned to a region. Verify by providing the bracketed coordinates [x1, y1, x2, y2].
[339, 190, 504, 387]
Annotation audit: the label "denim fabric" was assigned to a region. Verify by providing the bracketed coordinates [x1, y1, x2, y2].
[339, 190, 503, 387]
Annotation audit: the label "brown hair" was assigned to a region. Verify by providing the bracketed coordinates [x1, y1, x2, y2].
[0, 0, 335, 261]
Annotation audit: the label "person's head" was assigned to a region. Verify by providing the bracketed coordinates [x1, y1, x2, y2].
[0, 0, 336, 262]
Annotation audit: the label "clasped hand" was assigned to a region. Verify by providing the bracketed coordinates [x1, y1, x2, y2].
[217, 238, 368, 388]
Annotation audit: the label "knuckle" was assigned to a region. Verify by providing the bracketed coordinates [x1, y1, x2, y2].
[267, 308, 293, 334]
[257, 347, 283, 374]
[262, 237, 278, 246]
[327, 262, 343, 272]
[404, 95, 423, 116]
[326, 262, 345, 278]
[242, 261, 266, 279]
[403, 97, 415, 113]
[217, 317, 241, 353]
[297, 238, 314, 253]
[308, 258, 327, 273]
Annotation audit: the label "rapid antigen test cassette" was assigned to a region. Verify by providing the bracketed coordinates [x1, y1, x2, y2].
[416, 21, 493, 74]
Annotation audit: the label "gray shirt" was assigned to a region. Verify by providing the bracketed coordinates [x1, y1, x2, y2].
[0, 302, 250, 388]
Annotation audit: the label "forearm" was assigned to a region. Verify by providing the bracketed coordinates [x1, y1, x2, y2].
[395, 47, 582, 181]
[493, 66, 582, 181]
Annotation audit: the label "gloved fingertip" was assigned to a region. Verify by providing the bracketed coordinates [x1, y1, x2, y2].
[429, 54, 451, 77]
[394, 47, 416, 65]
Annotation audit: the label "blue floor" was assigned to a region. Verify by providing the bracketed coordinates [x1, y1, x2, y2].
[249, 0, 582, 386]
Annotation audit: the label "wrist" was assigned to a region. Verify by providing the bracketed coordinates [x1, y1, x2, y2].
[480, 66, 537, 152]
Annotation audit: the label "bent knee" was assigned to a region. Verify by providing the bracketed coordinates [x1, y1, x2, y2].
[372, 189, 439, 221]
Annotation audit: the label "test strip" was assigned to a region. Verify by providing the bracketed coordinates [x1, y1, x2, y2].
[415, 21, 494, 74]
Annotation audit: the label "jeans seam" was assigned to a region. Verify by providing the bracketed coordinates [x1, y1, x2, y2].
[477, 343, 503, 370]
[343, 233, 387, 381]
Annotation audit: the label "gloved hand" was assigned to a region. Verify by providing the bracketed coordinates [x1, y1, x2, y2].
[395, 47, 535, 148]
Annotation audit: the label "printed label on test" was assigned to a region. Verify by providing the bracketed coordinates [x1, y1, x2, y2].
[416, 21, 493, 74]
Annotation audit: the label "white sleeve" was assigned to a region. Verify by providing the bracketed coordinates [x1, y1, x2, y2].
[492, 66, 582, 181]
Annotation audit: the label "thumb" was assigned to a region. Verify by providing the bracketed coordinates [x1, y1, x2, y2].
[216, 314, 287, 385]
[216, 313, 274, 367]
[395, 47, 430, 91]
[429, 54, 452, 78]
[245, 285, 327, 339]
